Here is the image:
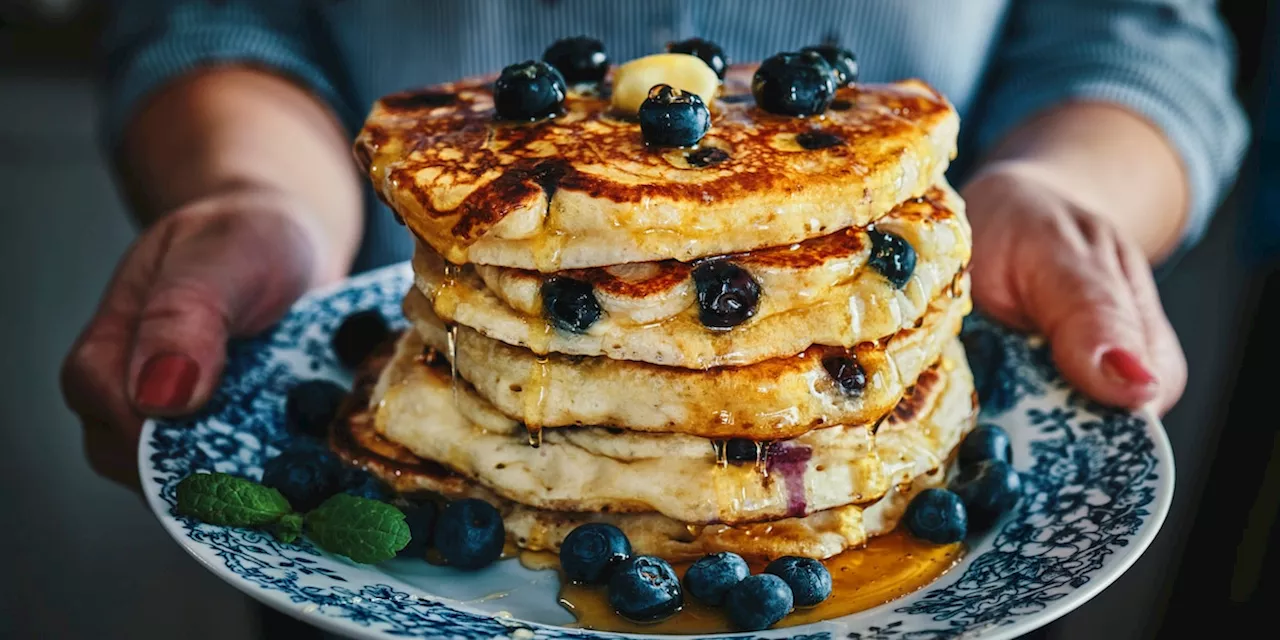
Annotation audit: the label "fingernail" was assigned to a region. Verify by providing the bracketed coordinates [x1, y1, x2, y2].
[1100, 348, 1157, 387]
[135, 353, 199, 412]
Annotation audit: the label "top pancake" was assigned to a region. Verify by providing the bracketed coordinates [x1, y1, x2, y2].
[354, 65, 959, 271]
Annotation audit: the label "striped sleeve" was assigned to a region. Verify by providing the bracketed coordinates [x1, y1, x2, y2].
[973, 0, 1249, 250]
[98, 0, 350, 152]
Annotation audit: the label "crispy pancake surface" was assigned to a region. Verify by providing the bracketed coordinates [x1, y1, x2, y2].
[355, 66, 959, 271]
[404, 279, 969, 439]
[414, 183, 970, 368]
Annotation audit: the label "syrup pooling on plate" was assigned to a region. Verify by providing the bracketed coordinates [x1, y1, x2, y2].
[535, 530, 964, 634]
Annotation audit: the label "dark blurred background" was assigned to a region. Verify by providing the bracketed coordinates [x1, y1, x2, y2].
[1, 1, 1276, 638]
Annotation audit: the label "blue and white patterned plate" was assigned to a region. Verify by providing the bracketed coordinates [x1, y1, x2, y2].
[140, 262, 1173, 640]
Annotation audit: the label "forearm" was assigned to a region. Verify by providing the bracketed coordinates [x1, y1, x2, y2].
[971, 102, 1189, 263]
[116, 66, 362, 284]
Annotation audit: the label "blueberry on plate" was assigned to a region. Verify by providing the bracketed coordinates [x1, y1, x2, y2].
[693, 260, 761, 329]
[560, 523, 632, 585]
[341, 467, 392, 502]
[903, 488, 968, 544]
[725, 574, 794, 631]
[951, 460, 1022, 527]
[261, 445, 345, 512]
[608, 555, 683, 622]
[284, 379, 347, 439]
[434, 499, 506, 570]
[960, 327, 1017, 414]
[399, 501, 438, 558]
[724, 439, 761, 464]
[751, 51, 837, 116]
[684, 551, 749, 605]
[959, 424, 1013, 467]
[332, 309, 391, 369]
[639, 84, 711, 148]
[765, 556, 832, 607]
[542, 276, 602, 333]
[667, 38, 728, 79]
[799, 44, 858, 86]
[867, 229, 917, 288]
[494, 60, 567, 121]
[542, 36, 608, 84]
[822, 355, 867, 396]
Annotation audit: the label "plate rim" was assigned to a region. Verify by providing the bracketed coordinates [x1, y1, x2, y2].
[138, 262, 1177, 640]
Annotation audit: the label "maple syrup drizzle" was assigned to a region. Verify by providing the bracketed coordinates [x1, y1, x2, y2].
[531, 530, 964, 634]
[523, 322, 555, 448]
[446, 324, 460, 408]
[711, 440, 728, 467]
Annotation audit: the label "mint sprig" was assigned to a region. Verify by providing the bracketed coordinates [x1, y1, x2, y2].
[172, 471, 410, 564]
[176, 472, 292, 527]
[305, 494, 411, 564]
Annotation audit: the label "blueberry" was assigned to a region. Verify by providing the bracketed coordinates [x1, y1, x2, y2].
[685, 552, 749, 605]
[399, 501, 437, 558]
[434, 499, 505, 570]
[542, 276, 602, 333]
[284, 379, 347, 439]
[751, 51, 837, 116]
[959, 424, 1013, 467]
[607, 555, 683, 622]
[494, 60, 567, 121]
[822, 355, 867, 396]
[341, 467, 392, 502]
[903, 488, 968, 544]
[724, 439, 760, 464]
[867, 229, 917, 288]
[725, 574, 793, 631]
[961, 327, 1017, 414]
[261, 446, 345, 512]
[951, 460, 1022, 527]
[692, 261, 760, 328]
[667, 38, 729, 79]
[560, 523, 632, 585]
[799, 45, 858, 86]
[542, 36, 608, 84]
[332, 309, 391, 369]
[765, 556, 832, 607]
[639, 84, 711, 148]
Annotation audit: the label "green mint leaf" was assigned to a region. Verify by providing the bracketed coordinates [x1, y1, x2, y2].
[175, 472, 292, 527]
[272, 513, 304, 544]
[304, 494, 410, 564]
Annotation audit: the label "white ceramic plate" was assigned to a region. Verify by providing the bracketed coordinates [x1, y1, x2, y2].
[140, 262, 1173, 640]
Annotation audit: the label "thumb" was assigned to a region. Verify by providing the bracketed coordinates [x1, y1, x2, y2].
[1018, 248, 1160, 410]
[128, 206, 317, 416]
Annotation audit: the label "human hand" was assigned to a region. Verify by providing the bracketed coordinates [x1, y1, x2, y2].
[963, 163, 1187, 415]
[60, 188, 326, 489]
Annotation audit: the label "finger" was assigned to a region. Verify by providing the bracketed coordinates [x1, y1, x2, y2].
[1119, 243, 1187, 414]
[127, 207, 315, 416]
[1017, 223, 1160, 409]
[60, 226, 169, 445]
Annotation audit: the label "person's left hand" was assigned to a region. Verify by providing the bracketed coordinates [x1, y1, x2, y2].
[962, 163, 1187, 415]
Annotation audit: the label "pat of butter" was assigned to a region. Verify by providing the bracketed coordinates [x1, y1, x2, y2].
[610, 53, 719, 115]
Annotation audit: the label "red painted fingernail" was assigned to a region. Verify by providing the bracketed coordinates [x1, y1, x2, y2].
[135, 353, 199, 412]
[1100, 348, 1157, 387]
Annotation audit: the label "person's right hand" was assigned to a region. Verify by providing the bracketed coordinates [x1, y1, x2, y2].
[60, 187, 324, 489]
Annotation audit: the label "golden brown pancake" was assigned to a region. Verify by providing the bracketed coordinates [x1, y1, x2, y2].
[413, 183, 970, 368]
[403, 279, 969, 439]
[354, 65, 959, 271]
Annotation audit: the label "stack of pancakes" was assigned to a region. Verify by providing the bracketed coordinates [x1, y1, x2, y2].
[343, 64, 976, 561]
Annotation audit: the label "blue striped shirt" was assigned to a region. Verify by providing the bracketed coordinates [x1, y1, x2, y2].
[100, 0, 1249, 272]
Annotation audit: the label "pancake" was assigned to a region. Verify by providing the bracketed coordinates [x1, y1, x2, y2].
[354, 65, 959, 271]
[402, 279, 969, 439]
[413, 183, 970, 368]
[363, 328, 974, 524]
[332, 338, 972, 560]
